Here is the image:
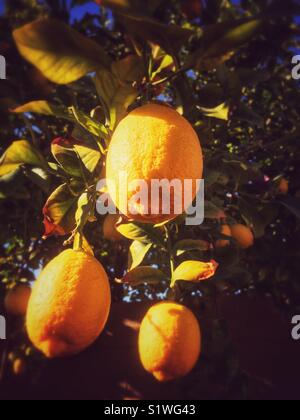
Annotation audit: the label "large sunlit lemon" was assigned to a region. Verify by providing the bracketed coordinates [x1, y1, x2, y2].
[26, 249, 111, 358]
[106, 104, 203, 224]
[138, 302, 201, 382]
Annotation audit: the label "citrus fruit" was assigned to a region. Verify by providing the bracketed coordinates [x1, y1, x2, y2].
[26, 249, 111, 358]
[103, 214, 123, 242]
[216, 224, 232, 248]
[4, 284, 31, 316]
[278, 178, 289, 195]
[138, 302, 201, 382]
[230, 224, 254, 249]
[106, 104, 203, 224]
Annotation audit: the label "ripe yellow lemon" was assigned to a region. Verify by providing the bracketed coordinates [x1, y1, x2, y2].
[103, 214, 123, 242]
[138, 302, 201, 382]
[26, 249, 111, 358]
[216, 224, 232, 248]
[230, 224, 254, 249]
[106, 104, 203, 224]
[4, 284, 31, 316]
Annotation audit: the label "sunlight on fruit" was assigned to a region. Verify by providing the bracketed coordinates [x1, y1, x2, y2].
[0, 0, 298, 402]
[26, 249, 111, 358]
[139, 302, 201, 382]
[106, 104, 203, 224]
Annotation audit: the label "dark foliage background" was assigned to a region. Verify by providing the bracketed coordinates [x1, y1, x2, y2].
[0, 0, 300, 399]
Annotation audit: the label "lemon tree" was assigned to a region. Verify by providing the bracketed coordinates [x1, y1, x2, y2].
[0, 0, 300, 399]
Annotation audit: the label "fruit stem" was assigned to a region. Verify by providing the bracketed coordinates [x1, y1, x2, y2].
[164, 226, 175, 277]
[143, 47, 153, 102]
[98, 95, 112, 132]
[73, 231, 83, 251]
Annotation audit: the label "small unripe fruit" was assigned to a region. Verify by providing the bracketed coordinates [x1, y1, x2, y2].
[230, 224, 254, 250]
[103, 214, 124, 242]
[278, 178, 289, 195]
[216, 225, 232, 248]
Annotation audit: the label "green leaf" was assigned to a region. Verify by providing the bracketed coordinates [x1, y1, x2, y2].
[13, 18, 111, 84]
[51, 138, 82, 179]
[198, 103, 230, 121]
[116, 222, 165, 246]
[171, 260, 218, 288]
[128, 241, 153, 270]
[47, 162, 66, 176]
[203, 19, 262, 60]
[73, 143, 102, 175]
[75, 191, 95, 233]
[112, 54, 144, 83]
[23, 167, 51, 193]
[43, 181, 84, 238]
[117, 266, 166, 287]
[68, 107, 109, 140]
[173, 240, 210, 257]
[188, 18, 262, 70]
[13, 102, 109, 140]
[151, 54, 175, 80]
[0, 140, 47, 177]
[94, 55, 144, 129]
[12, 101, 69, 118]
[51, 137, 101, 179]
[117, 14, 193, 55]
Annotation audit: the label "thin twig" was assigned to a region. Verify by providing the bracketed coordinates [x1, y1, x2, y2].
[22, 115, 38, 147]
[164, 225, 175, 277]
